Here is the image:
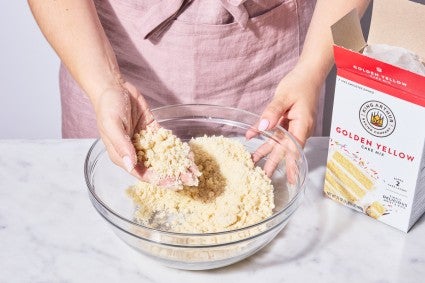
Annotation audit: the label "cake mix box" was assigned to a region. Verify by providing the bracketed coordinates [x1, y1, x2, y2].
[324, 0, 425, 232]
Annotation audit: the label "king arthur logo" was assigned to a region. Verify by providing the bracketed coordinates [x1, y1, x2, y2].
[359, 100, 396, 137]
[370, 112, 384, 127]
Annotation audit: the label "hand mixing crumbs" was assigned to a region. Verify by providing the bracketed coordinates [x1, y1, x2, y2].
[127, 133, 275, 233]
[133, 124, 201, 190]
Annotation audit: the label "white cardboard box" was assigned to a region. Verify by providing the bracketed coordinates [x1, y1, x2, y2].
[324, 0, 425, 232]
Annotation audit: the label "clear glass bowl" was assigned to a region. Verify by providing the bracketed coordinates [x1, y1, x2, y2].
[84, 104, 308, 270]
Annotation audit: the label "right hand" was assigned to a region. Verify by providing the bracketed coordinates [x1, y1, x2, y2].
[94, 81, 199, 188]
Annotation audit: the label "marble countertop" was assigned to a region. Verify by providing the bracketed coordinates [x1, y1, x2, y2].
[1, 138, 424, 283]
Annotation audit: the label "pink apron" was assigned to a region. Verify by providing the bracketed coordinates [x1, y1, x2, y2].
[60, 0, 323, 138]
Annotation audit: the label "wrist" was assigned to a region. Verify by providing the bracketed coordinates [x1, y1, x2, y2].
[292, 59, 330, 88]
[86, 62, 125, 110]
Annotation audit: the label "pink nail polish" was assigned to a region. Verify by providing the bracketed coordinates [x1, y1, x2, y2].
[258, 119, 269, 131]
[123, 155, 134, 172]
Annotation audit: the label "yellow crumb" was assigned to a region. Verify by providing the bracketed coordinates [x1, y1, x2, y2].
[133, 124, 200, 189]
[127, 135, 275, 233]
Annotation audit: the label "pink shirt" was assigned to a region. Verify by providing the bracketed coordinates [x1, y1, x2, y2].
[60, 0, 323, 138]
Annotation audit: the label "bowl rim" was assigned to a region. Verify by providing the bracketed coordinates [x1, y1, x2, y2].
[84, 103, 308, 237]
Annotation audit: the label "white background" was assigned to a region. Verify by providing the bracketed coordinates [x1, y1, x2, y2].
[0, 1, 372, 139]
[0, 1, 61, 138]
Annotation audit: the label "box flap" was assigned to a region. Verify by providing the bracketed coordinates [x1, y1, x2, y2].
[368, 0, 425, 59]
[333, 45, 425, 107]
[331, 9, 366, 52]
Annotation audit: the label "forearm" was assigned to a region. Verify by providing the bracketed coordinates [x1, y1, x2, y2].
[28, 0, 120, 106]
[297, 0, 371, 85]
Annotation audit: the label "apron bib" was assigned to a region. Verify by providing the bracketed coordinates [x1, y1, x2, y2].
[60, 0, 322, 138]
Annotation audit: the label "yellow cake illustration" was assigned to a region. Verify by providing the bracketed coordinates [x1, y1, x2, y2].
[366, 201, 386, 219]
[324, 148, 386, 218]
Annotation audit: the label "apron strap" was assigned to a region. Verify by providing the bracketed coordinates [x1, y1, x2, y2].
[219, 0, 249, 29]
[140, 0, 192, 40]
[140, 0, 249, 40]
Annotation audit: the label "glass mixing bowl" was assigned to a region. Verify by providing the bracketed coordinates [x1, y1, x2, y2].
[84, 104, 308, 270]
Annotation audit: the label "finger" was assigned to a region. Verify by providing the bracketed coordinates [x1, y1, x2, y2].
[247, 95, 289, 139]
[246, 117, 271, 141]
[252, 125, 287, 163]
[286, 114, 314, 148]
[102, 135, 145, 180]
[285, 151, 299, 185]
[254, 128, 292, 179]
[121, 81, 156, 132]
[263, 140, 287, 178]
[101, 135, 123, 167]
[275, 129, 302, 185]
[263, 155, 280, 178]
[131, 163, 152, 181]
[131, 165, 171, 186]
[127, 84, 156, 132]
[100, 117, 137, 173]
[132, 166, 184, 190]
[180, 172, 199, 187]
[245, 124, 260, 140]
[188, 163, 201, 177]
[134, 109, 158, 134]
[260, 138, 300, 183]
[289, 125, 309, 148]
[252, 138, 275, 163]
[186, 152, 201, 176]
[259, 97, 290, 130]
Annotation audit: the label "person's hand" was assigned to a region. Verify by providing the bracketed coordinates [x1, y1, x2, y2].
[133, 122, 201, 190]
[94, 81, 199, 188]
[94, 81, 154, 180]
[246, 64, 322, 182]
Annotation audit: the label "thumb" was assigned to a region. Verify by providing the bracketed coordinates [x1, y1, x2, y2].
[103, 119, 137, 173]
[259, 98, 289, 129]
[119, 137, 137, 173]
[246, 98, 288, 139]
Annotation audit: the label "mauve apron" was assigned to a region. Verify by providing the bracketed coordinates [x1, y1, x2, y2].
[59, 0, 323, 138]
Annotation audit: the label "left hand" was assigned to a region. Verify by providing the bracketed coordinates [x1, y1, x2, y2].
[246, 63, 323, 182]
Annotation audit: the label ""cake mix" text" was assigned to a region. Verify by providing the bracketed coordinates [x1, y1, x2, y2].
[335, 126, 415, 162]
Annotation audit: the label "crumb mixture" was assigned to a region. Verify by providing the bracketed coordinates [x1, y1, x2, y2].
[133, 124, 201, 189]
[127, 135, 275, 233]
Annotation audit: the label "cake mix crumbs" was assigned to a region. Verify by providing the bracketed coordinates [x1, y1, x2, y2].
[127, 135, 275, 233]
[132, 124, 201, 189]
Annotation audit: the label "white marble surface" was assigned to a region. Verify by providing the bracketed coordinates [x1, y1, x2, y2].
[0, 138, 424, 283]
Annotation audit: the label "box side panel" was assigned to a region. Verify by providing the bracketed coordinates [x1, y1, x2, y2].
[409, 141, 425, 231]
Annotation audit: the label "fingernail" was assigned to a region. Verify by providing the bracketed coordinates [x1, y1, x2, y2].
[123, 155, 134, 172]
[258, 119, 269, 131]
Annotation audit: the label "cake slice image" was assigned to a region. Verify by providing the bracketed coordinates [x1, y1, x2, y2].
[366, 201, 386, 219]
[324, 149, 386, 218]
